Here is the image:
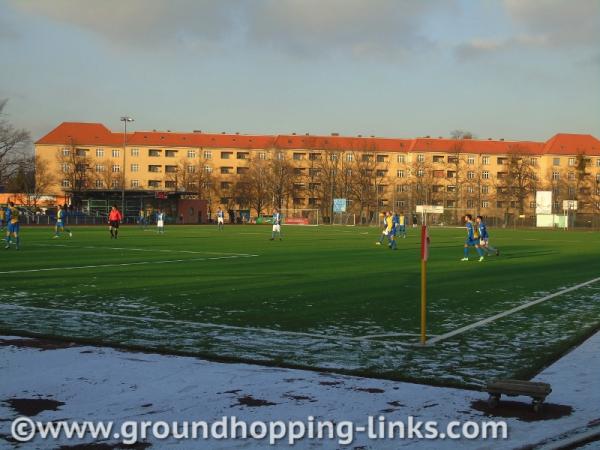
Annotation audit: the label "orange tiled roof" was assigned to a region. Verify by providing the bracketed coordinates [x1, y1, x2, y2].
[36, 122, 600, 156]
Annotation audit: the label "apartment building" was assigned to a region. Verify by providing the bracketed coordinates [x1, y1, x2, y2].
[35, 123, 600, 224]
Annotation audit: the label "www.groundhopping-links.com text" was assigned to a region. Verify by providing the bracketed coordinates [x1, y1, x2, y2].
[11, 415, 508, 445]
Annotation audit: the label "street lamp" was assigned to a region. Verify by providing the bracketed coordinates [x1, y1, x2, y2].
[120, 116, 134, 217]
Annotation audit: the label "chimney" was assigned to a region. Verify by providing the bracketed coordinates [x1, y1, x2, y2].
[331, 132, 339, 136]
[193, 130, 202, 133]
[358, 134, 362, 137]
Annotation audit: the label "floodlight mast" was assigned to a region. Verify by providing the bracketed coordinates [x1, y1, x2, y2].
[120, 116, 134, 216]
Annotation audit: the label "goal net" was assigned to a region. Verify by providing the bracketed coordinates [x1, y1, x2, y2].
[332, 212, 356, 226]
[280, 208, 320, 226]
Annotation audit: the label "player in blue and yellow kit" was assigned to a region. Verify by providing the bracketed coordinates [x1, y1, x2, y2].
[5, 202, 20, 250]
[54, 205, 72, 238]
[388, 212, 399, 250]
[476, 215, 499, 256]
[397, 212, 407, 239]
[0, 205, 5, 231]
[461, 214, 484, 262]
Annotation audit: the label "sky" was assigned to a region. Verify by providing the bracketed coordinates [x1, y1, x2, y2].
[0, 0, 598, 143]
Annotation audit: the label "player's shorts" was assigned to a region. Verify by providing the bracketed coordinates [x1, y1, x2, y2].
[272, 224, 281, 233]
[465, 238, 478, 246]
[7, 223, 19, 233]
[109, 220, 120, 228]
[480, 238, 489, 246]
[56, 220, 64, 228]
[157, 220, 164, 228]
[217, 217, 224, 224]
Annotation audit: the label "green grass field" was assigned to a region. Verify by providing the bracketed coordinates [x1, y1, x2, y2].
[1, 223, 599, 388]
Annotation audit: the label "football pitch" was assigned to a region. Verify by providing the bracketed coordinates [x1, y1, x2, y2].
[1, 224, 599, 389]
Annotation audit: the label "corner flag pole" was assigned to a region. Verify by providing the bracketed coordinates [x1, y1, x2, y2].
[420, 223, 429, 345]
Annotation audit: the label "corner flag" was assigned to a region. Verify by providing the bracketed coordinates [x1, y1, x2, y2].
[420, 224, 429, 344]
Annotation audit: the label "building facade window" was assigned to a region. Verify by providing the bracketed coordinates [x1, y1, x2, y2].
[96, 148, 104, 157]
[62, 179, 70, 187]
[131, 180, 140, 188]
[417, 154, 425, 163]
[203, 150, 212, 159]
[482, 156, 490, 165]
[131, 148, 139, 157]
[482, 170, 489, 179]
[62, 148, 70, 156]
[553, 157, 561, 166]
[258, 152, 267, 160]
[95, 180, 103, 188]
[467, 155, 475, 165]
[187, 150, 197, 158]
[130, 164, 139, 172]
[482, 201, 489, 208]
[112, 165, 121, 173]
[95, 164, 105, 173]
[568, 157, 576, 166]
[346, 153, 354, 162]
[112, 149, 120, 158]
[397, 170, 405, 178]
[397, 154, 406, 163]
[552, 171, 560, 180]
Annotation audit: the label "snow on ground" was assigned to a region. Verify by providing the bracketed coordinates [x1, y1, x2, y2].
[1, 332, 599, 449]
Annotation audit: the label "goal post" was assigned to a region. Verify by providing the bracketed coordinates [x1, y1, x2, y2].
[280, 208, 320, 226]
[332, 212, 356, 226]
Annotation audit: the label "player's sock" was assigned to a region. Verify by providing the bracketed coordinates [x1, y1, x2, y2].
[115, 230, 118, 238]
[463, 247, 468, 257]
[476, 247, 484, 257]
[110, 229, 114, 238]
[15, 237, 19, 249]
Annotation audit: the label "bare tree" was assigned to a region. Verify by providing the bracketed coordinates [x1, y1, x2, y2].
[55, 139, 95, 203]
[9, 155, 55, 208]
[450, 129, 475, 140]
[238, 156, 270, 216]
[495, 145, 536, 222]
[347, 151, 385, 223]
[0, 100, 31, 188]
[267, 152, 296, 209]
[96, 158, 120, 190]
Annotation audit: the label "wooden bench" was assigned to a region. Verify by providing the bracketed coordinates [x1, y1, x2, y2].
[485, 379, 552, 412]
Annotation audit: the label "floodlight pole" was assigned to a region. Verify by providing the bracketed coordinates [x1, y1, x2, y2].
[120, 116, 134, 217]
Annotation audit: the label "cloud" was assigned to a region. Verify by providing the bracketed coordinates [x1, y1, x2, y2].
[8, 0, 450, 60]
[243, 0, 449, 60]
[504, 0, 600, 48]
[0, 16, 19, 40]
[9, 0, 239, 50]
[456, 0, 600, 61]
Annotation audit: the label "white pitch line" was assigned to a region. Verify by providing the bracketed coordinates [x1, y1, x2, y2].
[360, 332, 438, 339]
[0, 303, 417, 345]
[32, 243, 253, 257]
[427, 276, 600, 345]
[0, 254, 259, 274]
